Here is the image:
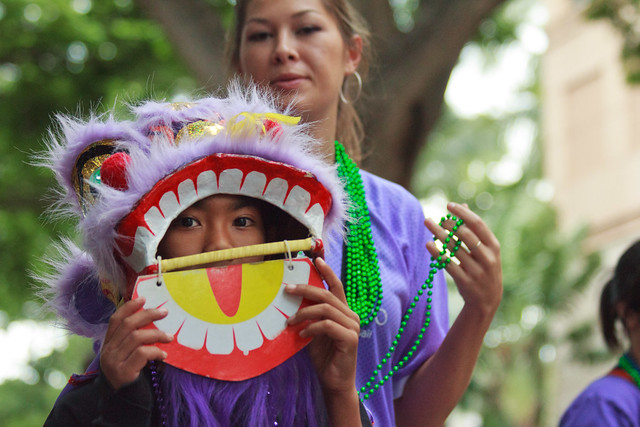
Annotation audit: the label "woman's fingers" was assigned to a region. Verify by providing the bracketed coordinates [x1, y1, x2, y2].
[447, 202, 500, 251]
[426, 203, 502, 315]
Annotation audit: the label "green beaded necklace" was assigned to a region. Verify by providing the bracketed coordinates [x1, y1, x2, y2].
[618, 353, 640, 390]
[334, 141, 464, 401]
[335, 141, 383, 327]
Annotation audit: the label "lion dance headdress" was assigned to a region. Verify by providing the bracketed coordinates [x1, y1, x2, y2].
[40, 84, 347, 381]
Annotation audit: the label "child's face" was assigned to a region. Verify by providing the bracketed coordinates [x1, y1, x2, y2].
[157, 194, 266, 266]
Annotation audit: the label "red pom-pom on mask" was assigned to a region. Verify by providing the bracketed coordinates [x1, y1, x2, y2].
[101, 152, 131, 190]
[263, 119, 283, 138]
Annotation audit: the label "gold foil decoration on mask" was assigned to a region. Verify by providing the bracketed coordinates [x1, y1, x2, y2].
[72, 139, 118, 215]
[174, 120, 225, 145]
[169, 102, 195, 111]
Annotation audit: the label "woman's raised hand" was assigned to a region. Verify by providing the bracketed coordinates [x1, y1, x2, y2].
[424, 202, 502, 317]
[100, 298, 174, 390]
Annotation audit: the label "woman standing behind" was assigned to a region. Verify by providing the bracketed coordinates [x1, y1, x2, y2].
[226, 1, 503, 425]
[560, 240, 640, 426]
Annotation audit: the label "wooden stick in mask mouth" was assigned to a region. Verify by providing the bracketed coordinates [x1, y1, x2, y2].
[158, 237, 320, 273]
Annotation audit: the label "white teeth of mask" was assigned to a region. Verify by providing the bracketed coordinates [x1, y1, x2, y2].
[205, 323, 235, 355]
[218, 168, 243, 193]
[263, 177, 288, 206]
[196, 170, 218, 196]
[136, 260, 311, 355]
[177, 179, 197, 209]
[241, 171, 267, 198]
[123, 167, 324, 272]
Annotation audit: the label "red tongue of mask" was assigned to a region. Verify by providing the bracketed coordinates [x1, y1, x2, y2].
[206, 266, 242, 317]
[132, 258, 324, 381]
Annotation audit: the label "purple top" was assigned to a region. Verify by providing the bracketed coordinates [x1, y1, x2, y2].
[325, 170, 449, 426]
[560, 374, 640, 426]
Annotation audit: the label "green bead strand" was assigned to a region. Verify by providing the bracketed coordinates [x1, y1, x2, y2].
[335, 142, 465, 401]
[357, 215, 464, 401]
[335, 142, 383, 327]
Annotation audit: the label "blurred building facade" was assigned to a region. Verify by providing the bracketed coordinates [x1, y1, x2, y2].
[543, 0, 640, 421]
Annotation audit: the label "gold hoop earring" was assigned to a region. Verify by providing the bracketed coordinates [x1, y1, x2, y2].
[339, 71, 362, 104]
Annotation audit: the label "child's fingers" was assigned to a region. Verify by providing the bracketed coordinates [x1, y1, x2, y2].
[105, 302, 170, 348]
[286, 283, 359, 324]
[300, 318, 360, 346]
[314, 258, 347, 304]
[112, 327, 173, 362]
[103, 298, 146, 341]
[123, 345, 168, 375]
[100, 305, 172, 391]
[288, 302, 360, 333]
[102, 344, 167, 389]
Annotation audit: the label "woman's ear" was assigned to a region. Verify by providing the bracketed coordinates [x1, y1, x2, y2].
[345, 34, 363, 75]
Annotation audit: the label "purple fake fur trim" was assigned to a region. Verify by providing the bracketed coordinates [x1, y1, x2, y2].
[40, 83, 348, 338]
[84, 85, 347, 291]
[35, 239, 112, 339]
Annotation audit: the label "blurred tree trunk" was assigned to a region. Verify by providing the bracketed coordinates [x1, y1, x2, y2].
[134, 0, 508, 188]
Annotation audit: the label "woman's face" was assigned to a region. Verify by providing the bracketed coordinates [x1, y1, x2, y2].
[237, 0, 361, 123]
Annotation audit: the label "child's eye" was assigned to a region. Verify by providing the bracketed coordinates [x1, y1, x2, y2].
[175, 216, 199, 228]
[234, 217, 254, 228]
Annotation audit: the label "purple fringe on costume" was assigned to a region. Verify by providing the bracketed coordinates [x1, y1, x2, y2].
[36, 84, 347, 424]
[37, 83, 349, 341]
[162, 350, 326, 426]
[34, 239, 113, 339]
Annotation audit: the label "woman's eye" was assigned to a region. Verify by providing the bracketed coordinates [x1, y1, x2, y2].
[247, 31, 271, 42]
[297, 26, 321, 35]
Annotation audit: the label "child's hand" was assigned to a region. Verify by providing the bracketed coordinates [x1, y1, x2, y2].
[285, 258, 360, 395]
[424, 202, 502, 317]
[100, 297, 174, 390]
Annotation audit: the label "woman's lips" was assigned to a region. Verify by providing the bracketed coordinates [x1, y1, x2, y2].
[271, 75, 306, 90]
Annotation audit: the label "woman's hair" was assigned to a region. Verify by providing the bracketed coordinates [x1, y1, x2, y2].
[224, 0, 372, 164]
[600, 240, 640, 350]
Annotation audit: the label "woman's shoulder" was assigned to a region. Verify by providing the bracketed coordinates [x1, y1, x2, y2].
[360, 170, 422, 212]
[560, 375, 640, 426]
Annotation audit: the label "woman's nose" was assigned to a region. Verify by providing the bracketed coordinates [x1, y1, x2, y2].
[272, 31, 298, 64]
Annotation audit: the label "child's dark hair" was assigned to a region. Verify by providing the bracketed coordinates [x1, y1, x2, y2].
[256, 199, 311, 249]
[600, 240, 640, 350]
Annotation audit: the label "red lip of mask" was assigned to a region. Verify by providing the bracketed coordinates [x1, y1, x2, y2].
[132, 257, 324, 381]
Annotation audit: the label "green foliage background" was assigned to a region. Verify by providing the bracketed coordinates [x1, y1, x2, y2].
[585, 0, 640, 83]
[0, 0, 604, 425]
[0, 0, 200, 424]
